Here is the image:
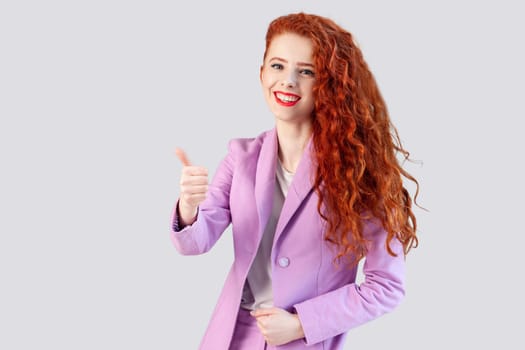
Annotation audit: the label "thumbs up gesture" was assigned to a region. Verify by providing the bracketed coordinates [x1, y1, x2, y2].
[175, 148, 209, 226]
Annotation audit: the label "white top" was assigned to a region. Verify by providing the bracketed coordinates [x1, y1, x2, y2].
[240, 159, 294, 310]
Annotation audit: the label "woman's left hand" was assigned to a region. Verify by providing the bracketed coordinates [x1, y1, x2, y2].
[250, 307, 305, 346]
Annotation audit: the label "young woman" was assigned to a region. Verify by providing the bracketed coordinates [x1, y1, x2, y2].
[172, 12, 419, 350]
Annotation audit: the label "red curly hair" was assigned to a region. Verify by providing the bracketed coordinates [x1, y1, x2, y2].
[264, 13, 419, 263]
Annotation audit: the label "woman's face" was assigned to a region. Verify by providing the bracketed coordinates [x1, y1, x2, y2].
[260, 33, 315, 124]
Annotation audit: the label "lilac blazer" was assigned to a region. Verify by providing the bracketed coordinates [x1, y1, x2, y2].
[171, 128, 405, 350]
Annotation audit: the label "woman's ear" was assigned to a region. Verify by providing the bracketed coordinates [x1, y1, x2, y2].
[259, 65, 264, 82]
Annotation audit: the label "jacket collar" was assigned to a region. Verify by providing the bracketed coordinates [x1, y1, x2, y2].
[254, 128, 316, 244]
[274, 135, 316, 241]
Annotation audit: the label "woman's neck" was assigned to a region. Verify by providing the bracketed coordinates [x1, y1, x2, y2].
[275, 120, 312, 174]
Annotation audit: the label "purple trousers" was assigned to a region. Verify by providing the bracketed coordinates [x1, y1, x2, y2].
[229, 308, 274, 350]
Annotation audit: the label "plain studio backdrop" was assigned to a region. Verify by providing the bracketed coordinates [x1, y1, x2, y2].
[1, 0, 523, 349]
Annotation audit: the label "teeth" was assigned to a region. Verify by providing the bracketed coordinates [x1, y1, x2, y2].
[276, 93, 299, 102]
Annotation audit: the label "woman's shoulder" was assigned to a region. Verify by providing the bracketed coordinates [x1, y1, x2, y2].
[227, 129, 274, 155]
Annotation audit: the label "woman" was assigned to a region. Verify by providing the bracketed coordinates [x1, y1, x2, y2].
[172, 12, 419, 350]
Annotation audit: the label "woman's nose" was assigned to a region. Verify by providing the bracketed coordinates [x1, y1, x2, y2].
[281, 72, 297, 87]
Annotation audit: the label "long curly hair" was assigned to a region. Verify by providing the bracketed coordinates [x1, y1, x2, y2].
[264, 13, 420, 263]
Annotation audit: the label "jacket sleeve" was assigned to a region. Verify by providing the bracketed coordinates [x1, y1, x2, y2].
[170, 141, 235, 255]
[293, 222, 406, 345]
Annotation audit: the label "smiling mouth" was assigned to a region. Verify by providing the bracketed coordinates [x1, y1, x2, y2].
[274, 92, 300, 106]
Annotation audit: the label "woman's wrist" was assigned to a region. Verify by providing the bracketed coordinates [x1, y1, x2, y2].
[293, 314, 305, 340]
[177, 201, 198, 227]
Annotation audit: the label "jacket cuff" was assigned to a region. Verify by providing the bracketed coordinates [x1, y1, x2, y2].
[172, 200, 182, 232]
[293, 302, 321, 345]
[173, 200, 199, 232]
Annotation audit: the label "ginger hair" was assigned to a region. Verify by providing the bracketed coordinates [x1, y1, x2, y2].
[264, 13, 420, 263]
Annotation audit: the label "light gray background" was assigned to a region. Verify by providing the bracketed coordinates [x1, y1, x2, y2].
[1, 0, 523, 349]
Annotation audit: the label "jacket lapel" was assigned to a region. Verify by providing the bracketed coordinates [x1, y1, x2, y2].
[273, 136, 316, 244]
[253, 129, 278, 243]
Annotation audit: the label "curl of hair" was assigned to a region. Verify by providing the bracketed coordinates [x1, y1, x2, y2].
[264, 13, 420, 265]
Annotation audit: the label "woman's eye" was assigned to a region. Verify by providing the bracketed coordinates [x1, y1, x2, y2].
[270, 63, 284, 70]
[301, 69, 315, 76]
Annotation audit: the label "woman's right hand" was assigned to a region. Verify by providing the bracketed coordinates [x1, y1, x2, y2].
[175, 148, 209, 226]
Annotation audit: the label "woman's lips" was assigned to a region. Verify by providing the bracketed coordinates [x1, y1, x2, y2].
[274, 91, 301, 106]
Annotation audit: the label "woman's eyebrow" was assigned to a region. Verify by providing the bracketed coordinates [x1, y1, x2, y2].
[297, 62, 314, 67]
[268, 57, 314, 67]
[268, 56, 287, 63]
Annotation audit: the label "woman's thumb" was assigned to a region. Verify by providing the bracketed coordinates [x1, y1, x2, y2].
[175, 148, 192, 166]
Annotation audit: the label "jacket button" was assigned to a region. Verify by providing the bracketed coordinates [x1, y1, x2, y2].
[278, 257, 290, 268]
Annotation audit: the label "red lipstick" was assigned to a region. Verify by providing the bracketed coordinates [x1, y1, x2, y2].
[274, 91, 301, 107]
